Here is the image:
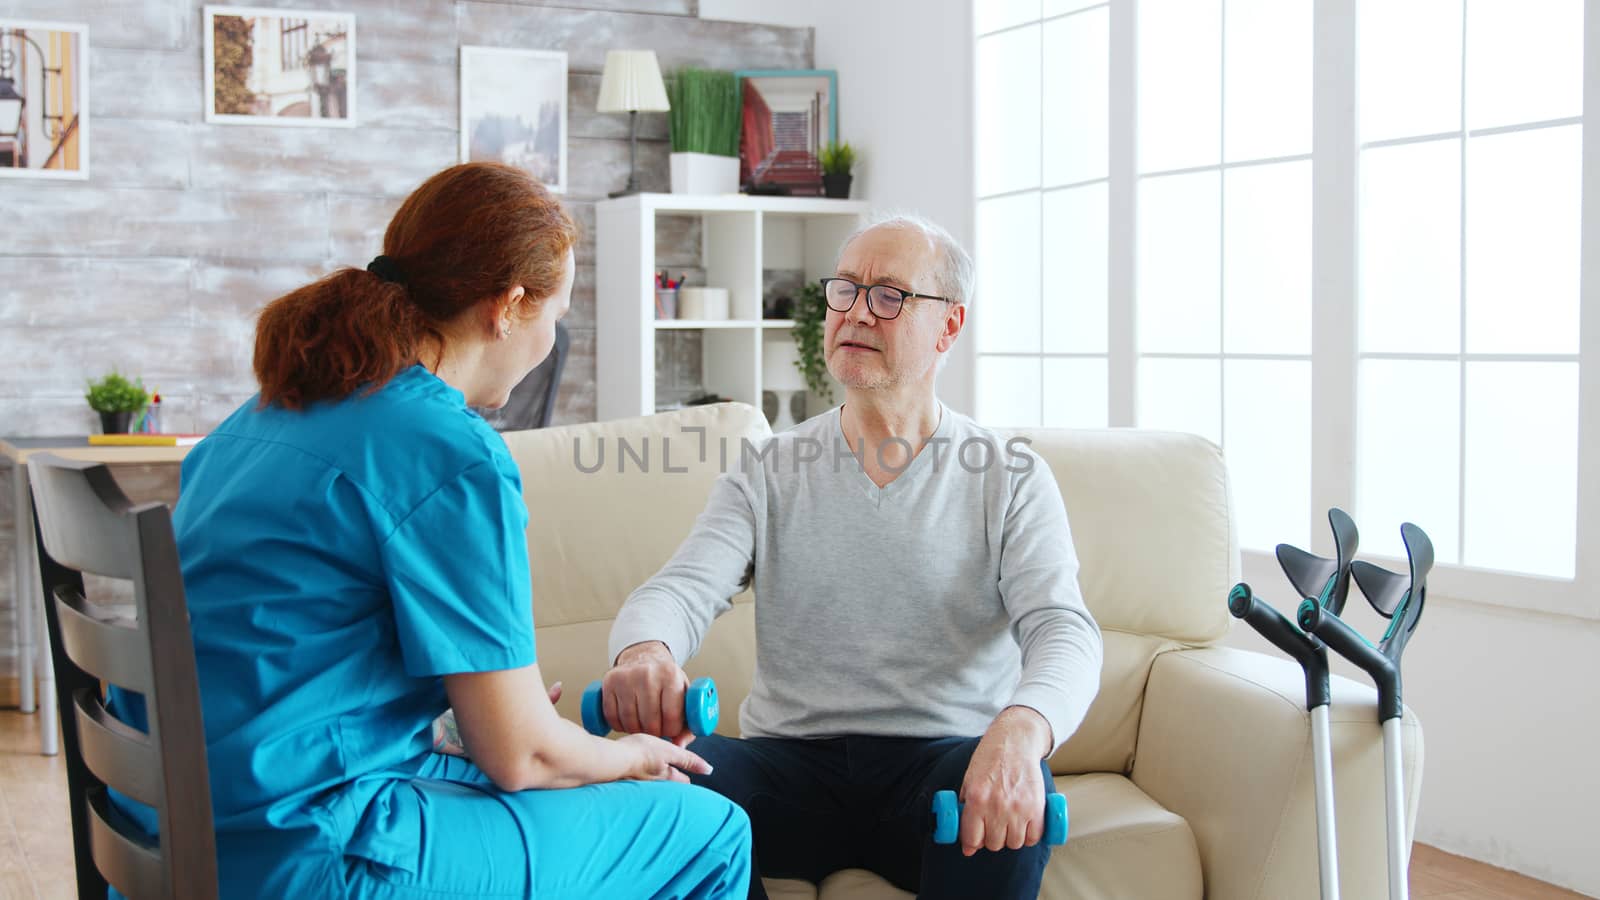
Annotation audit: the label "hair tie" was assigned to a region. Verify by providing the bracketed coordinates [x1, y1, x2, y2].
[366, 255, 406, 285]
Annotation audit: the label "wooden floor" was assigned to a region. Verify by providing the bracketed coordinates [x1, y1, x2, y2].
[0, 711, 1589, 899]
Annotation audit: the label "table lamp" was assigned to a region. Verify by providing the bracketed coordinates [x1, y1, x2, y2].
[763, 339, 807, 431]
[597, 50, 670, 198]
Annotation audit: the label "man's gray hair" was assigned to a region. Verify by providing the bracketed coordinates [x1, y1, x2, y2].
[837, 212, 975, 309]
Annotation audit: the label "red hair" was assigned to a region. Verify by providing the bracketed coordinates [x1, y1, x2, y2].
[254, 163, 578, 409]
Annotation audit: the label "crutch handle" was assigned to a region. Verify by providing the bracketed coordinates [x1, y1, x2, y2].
[1297, 601, 1404, 723]
[1228, 584, 1331, 710]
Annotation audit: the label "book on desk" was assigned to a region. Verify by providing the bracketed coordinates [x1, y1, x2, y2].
[87, 433, 206, 447]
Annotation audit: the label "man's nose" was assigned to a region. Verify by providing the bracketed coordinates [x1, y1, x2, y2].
[845, 286, 877, 325]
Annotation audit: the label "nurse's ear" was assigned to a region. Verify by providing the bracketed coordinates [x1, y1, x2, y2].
[489, 286, 527, 340]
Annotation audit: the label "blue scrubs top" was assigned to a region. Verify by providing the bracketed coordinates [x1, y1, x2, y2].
[125, 364, 537, 894]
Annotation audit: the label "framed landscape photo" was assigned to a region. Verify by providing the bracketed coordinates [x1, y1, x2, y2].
[0, 20, 90, 180]
[460, 46, 568, 193]
[203, 6, 356, 126]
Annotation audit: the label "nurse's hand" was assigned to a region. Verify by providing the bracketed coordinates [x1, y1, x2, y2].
[618, 733, 714, 783]
[605, 641, 694, 747]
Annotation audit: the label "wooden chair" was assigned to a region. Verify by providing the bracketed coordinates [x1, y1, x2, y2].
[27, 453, 216, 900]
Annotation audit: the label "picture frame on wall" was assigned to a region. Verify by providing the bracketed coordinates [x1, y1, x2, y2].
[735, 69, 837, 196]
[0, 20, 90, 181]
[460, 46, 569, 194]
[202, 5, 356, 126]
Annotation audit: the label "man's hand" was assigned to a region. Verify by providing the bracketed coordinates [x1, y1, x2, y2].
[956, 706, 1054, 856]
[603, 641, 695, 747]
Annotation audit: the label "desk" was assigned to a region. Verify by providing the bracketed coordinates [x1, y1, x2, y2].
[2, 437, 192, 756]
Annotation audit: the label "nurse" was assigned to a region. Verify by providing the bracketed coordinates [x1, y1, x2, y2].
[151, 162, 752, 898]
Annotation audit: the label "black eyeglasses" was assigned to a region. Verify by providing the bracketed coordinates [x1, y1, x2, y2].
[818, 277, 953, 321]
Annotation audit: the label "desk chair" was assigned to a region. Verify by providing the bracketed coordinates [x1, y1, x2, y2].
[28, 453, 216, 900]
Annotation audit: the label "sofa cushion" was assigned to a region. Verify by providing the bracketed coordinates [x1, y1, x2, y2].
[1041, 773, 1202, 900]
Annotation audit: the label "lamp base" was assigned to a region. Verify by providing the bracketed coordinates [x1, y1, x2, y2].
[610, 110, 643, 198]
[771, 390, 800, 432]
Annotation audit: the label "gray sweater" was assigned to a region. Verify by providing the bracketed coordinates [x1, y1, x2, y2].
[608, 404, 1104, 753]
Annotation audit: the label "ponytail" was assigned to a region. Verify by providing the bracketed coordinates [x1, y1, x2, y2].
[253, 269, 430, 410]
[251, 162, 579, 411]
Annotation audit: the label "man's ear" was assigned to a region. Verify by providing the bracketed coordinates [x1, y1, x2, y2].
[936, 303, 966, 354]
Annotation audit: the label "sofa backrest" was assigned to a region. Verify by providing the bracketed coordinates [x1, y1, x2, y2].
[507, 406, 1239, 774]
[504, 403, 770, 731]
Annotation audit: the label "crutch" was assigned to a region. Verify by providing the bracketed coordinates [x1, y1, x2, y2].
[1298, 522, 1430, 900]
[1227, 507, 1359, 900]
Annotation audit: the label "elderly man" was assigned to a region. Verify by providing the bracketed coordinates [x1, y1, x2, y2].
[602, 215, 1103, 900]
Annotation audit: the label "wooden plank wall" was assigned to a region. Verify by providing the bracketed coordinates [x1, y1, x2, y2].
[0, 0, 811, 685]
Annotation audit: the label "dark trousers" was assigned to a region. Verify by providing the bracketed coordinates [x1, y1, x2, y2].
[688, 734, 1052, 900]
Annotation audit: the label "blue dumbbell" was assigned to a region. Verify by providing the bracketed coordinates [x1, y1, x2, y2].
[931, 789, 1069, 847]
[580, 676, 720, 737]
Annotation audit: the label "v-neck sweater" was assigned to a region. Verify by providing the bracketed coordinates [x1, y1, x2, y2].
[608, 404, 1104, 752]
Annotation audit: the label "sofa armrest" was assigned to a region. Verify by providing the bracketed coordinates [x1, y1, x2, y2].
[1130, 646, 1424, 900]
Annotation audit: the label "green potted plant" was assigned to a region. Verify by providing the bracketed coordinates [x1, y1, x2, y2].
[819, 141, 856, 199]
[85, 371, 150, 434]
[668, 68, 741, 194]
[791, 281, 834, 406]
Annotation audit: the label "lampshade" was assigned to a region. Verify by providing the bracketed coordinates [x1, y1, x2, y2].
[596, 50, 670, 114]
[763, 339, 807, 392]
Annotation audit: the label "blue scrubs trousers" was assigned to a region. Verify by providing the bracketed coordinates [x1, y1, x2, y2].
[341, 754, 753, 899]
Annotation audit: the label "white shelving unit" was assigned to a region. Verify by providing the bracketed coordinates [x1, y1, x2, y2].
[596, 193, 868, 422]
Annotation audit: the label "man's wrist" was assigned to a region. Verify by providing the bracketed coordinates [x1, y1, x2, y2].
[616, 640, 672, 666]
[997, 705, 1054, 759]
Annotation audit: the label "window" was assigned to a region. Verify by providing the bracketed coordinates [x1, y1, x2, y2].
[1356, 0, 1583, 578]
[975, 2, 1111, 432]
[281, 19, 309, 70]
[974, 0, 1596, 616]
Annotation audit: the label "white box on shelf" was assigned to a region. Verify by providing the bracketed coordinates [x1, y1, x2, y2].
[678, 287, 730, 320]
[670, 152, 740, 195]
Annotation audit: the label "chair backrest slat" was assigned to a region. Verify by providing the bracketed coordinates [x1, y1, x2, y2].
[87, 788, 165, 900]
[53, 591, 154, 694]
[72, 689, 162, 809]
[29, 459, 141, 578]
[28, 453, 218, 900]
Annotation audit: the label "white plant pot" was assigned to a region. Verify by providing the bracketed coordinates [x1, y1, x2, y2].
[671, 152, 740, 195]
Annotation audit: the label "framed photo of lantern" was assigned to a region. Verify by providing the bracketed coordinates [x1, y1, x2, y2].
[0, 19, 90, 180]
[203, 6, 356, 126]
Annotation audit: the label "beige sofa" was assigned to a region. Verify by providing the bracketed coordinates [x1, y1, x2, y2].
[505, 403, 1424, 900]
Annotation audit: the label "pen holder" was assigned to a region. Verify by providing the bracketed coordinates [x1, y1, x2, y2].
[655, 288, 678, 320]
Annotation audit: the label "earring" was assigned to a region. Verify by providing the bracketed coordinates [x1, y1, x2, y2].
[500, 323, 512, 338]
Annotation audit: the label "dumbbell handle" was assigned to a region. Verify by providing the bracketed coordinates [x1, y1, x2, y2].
[932, 790, 1068, 847]
[581, 676, 720, 737]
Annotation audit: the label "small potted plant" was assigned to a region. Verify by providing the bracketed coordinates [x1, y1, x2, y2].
[791, 281, 834, 407]
[668, 68, 741, 194]
[820, 141, 856, 199]
[85, 371, 150, 434]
